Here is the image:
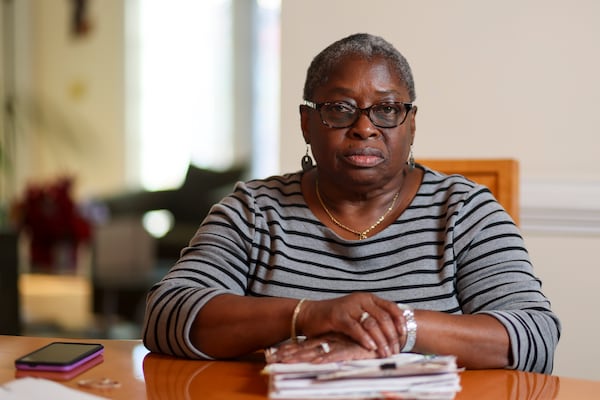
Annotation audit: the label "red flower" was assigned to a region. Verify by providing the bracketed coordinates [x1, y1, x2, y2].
[12, 176, 92, 271]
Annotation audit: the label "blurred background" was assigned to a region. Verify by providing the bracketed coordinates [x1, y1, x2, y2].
[1, 0, 599, 380]
[0, 0, 278, 344]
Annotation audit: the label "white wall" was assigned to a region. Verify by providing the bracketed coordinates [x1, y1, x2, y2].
[280, 0, 600, 380]
[12, 0, 126, 198]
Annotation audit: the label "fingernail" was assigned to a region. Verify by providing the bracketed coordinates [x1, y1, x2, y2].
[264, 347, 278, 363]
[382, 345, 391, 357]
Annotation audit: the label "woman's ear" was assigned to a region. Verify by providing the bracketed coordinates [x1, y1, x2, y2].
[409, 105, 417, 140]
[300, 104, 310, 143]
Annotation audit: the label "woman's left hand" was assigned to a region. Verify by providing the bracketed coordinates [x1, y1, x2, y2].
[266, 333, 377, 364]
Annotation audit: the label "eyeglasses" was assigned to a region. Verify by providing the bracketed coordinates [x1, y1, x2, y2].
[303, 100, 414, 129]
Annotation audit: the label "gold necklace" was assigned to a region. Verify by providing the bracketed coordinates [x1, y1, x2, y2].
[315, 179, 399, 240]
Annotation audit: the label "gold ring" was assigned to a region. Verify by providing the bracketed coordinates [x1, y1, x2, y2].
[359, 311, 370, 324]
[77, 378, 121, 389]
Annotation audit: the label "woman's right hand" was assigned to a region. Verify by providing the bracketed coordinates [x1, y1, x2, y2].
[266, 332, 377, 364]
[296, 293, 405, 358]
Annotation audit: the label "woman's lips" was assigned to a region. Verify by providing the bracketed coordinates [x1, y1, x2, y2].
[343, 148, 384, 167]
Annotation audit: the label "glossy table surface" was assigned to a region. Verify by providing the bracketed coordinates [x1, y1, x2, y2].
[1, 335, 598, 399]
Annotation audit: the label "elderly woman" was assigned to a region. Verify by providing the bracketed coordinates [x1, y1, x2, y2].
[142, 33, 560, 374]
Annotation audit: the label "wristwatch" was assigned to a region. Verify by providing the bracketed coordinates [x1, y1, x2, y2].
[397, 303, 417, 353]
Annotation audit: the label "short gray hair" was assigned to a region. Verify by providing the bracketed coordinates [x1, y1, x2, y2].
[303, 33, 416, 102]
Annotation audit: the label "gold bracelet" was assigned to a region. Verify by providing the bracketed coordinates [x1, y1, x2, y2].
[290, 298, 307, 342]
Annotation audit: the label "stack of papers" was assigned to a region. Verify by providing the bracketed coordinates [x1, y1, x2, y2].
[262, 353, 461, 399]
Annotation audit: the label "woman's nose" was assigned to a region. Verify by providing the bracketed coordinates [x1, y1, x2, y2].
[350, 111, 380, 139]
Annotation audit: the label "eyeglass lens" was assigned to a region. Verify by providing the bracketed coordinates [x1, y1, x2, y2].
[320, 102, 409, 128]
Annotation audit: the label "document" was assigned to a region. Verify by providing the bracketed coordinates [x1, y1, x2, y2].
[262, 353, 461, 399]
[0, 377, 108, 400]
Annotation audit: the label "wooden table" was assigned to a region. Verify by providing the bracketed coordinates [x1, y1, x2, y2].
[0, 335, 598, 399]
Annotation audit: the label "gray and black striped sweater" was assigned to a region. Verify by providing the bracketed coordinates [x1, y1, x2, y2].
[143, 166, 560, 373]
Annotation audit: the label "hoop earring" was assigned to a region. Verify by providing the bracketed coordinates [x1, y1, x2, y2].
[407, 145, 415, 170]
[301, 145, 314, 172]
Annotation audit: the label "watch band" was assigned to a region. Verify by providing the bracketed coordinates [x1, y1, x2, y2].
[397, 303, 417, 353]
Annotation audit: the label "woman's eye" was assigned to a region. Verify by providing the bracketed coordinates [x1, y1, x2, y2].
[376, 105, 399, 115]
[330, 103, 355, 114]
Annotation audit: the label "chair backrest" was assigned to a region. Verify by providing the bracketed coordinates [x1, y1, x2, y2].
[417, 158, 520, 225]
[94, 216, 156, 285]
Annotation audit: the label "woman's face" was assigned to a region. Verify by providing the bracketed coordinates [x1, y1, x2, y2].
[301, 55, 416, 191]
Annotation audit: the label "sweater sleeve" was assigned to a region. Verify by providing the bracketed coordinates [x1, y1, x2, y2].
[451, 185, 561, 374]
[142, 182, 257, 359]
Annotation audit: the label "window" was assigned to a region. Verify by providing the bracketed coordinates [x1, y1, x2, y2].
[126, 0, 280, 191]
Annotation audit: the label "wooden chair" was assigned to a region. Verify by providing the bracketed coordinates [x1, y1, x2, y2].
[417, 159, 520, 225]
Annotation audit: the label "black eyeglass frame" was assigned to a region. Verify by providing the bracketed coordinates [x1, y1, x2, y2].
[303, 100, 414, 129]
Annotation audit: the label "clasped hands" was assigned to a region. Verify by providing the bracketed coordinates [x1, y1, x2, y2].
[266, 293, 411, 364]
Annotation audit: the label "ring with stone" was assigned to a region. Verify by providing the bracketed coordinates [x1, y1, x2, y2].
[319, 342, 331, 354]
[359, 311, 371, 324]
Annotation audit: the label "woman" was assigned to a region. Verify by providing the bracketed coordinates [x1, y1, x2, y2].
[142, 33, 560, 374]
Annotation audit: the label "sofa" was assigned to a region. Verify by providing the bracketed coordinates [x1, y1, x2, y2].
[92, 164, 247, 326]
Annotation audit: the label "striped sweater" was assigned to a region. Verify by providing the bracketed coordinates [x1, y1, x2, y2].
[142, 166, 560, 373]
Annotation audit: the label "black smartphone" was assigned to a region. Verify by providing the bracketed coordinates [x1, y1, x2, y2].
[15, 342, 104, 372]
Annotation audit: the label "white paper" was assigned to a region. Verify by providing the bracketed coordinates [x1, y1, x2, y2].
[263, 353, 426, 376]
[0, 377, 108, 400]
[263, 354, 461, 400]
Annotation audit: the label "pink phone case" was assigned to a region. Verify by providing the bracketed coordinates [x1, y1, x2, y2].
[16, 354, 104, 380]
[15, 342, 104, 372]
